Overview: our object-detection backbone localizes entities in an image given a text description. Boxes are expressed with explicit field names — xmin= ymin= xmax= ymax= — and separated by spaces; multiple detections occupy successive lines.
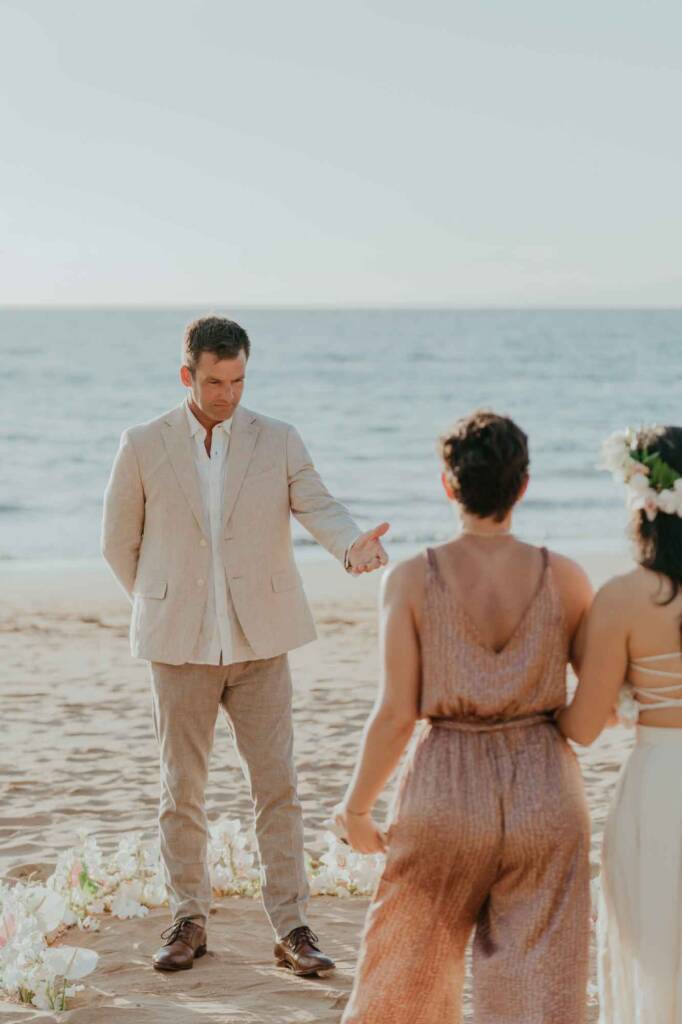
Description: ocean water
xmin=1 ymin=308 xmax=681 ymax=565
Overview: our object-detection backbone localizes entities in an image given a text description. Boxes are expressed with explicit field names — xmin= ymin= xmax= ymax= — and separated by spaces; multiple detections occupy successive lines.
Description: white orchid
xmin=1 ymin=816 xmax=392 ymax=1010
xmin=627 ymin=485 xmax=660 ymax=522
xmin=25 ymin=889 xmax=67 ymax=934
xmin=0 ymin=881 xmax=98 ymax=1010
xmin=110 ymin=881 xmax=148 ymax=919
xmin=599 ymin=429 xmax=640 ymax=479
xmin=41 ymin=946 xmax=98 ymax=980
xmin=657 ymin=488 xmax=679 ymax=515
xmin=628 ymin=472 xmax=650 ymax=496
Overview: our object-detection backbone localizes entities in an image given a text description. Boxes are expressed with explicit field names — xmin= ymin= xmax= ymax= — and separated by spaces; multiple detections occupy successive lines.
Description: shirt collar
xmin=185 ymin=400 xmax=233 ymax=437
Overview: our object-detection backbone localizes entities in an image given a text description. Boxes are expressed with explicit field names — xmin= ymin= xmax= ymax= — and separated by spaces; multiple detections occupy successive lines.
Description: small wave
xmin=523 ymin=497 xmax=616 ymax=511
xmin=293 ymin=529 xmax=451 ymax=548
xmin=0 ymin=503 xmax=28 ymax=514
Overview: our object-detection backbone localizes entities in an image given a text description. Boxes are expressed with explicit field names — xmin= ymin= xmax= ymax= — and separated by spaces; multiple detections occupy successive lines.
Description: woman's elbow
xmin=562 ymin=722 xmax=601 ymax=746
xmin=557 ymin=711 xmax=600 ymax=747
xmin=372 ymin=706 xmax=417 ymax=737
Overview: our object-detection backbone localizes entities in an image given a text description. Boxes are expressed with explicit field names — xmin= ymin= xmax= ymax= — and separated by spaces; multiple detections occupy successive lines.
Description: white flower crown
xmin=600 ymin=428 xmax=682 ymax=522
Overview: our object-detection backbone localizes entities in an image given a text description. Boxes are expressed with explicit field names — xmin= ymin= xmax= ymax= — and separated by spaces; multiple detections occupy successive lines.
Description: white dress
xmin=598 ymin=657 xmax=682 ymax=1023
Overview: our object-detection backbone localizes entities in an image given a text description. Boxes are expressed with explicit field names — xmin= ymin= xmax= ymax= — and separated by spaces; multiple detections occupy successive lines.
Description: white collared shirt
xmin=185 ymin=400 xmax=234 ymax=665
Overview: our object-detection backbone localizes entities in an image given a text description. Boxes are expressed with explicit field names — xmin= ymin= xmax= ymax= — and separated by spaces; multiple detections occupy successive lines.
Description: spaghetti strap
xmin=425 ymin=547 xmax=440 ymax=576
xmin=540 ymin=546 xmax=549 ymax=569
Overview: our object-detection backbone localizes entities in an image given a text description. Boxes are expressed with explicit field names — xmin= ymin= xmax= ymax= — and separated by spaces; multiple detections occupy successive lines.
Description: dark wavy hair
xmin=183 ymin=316 xmax=250 ymax=375
xmin=439 ymin=410 xmax=529 ymax=522
xmin=630 ymin=426 xmax=682 ymax=626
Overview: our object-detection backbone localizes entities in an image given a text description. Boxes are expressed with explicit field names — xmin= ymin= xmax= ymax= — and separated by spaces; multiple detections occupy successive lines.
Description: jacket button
xmin=199 ymin=539 xmax=207 ymax=547
xmin=196 ymin=578 xmax=204 ymax=586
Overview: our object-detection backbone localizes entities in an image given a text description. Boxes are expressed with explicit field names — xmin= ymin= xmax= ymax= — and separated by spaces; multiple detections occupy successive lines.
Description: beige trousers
xmin=150 ymin=655 xmax=309 ymax=939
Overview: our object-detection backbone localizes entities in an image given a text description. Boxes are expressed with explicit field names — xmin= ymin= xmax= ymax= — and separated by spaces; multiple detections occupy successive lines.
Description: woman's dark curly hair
xmin=631 ymin=426 xmax=682 ymax=619
xmin=439 ymin=410 xmax=529 ymax=522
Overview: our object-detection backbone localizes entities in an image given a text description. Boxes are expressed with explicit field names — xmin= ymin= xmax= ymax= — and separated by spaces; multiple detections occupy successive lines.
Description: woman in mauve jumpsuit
xmin=336 ymin=411 xmax=592 ymax=1024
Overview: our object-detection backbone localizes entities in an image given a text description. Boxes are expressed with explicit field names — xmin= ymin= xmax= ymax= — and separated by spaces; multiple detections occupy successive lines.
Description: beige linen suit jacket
xmin=101 ymin=402 xmax=361 ymax=665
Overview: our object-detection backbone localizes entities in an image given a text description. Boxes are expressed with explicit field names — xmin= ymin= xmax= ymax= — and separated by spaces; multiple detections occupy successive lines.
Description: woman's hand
xmin=333 ymin=803 xmax=386 ymax=854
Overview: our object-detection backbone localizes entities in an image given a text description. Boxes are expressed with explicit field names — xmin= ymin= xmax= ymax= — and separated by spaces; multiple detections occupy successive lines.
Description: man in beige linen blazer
xmin=102 ymin=315 xmax=388 ymax=977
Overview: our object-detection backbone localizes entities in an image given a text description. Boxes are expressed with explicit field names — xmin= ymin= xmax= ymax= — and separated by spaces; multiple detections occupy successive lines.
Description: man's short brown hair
xmin=183 ymin=316 xmax=250 ymax=375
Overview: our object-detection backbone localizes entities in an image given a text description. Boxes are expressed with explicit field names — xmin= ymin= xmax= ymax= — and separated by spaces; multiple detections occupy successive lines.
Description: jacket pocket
xmin=271 ymin=569 xmax=301 ymax=593
xmin=245 ymin=463 xmax=276 ymax=479
xmin=133 ymin=580 xmax=168 ymax=599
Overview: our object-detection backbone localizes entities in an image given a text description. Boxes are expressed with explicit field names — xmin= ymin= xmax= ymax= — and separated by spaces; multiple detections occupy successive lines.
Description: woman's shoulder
xmin=542 ymin=550 xmax=594 ymax=628
xmin=544 ymin=549 xmax=592 ymax=589
xmin=382 ymin=551 xmax=429 ymax=589
xmin=595 ymin=564 xmax=668 ymax=607
xmin=379 ymin=549 xmax=436 ymax=611
xmin=542 ymin=551 xmax=647 ymax=615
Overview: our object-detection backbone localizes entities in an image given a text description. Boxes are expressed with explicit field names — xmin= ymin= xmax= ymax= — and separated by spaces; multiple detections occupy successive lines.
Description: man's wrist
xmin=344 ymin=536 xmax=362 ymax=573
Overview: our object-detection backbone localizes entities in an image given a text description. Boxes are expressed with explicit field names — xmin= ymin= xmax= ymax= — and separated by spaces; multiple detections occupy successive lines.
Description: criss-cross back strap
xmin=634 ymin=652 xmax=682 ymax=663
xmin=633 ymin=683 xmax=682 ymax=696
xmin=631 ymin=659 xmax=682 ymax=680
xmin=630 ymin=687 xmax=682 ymax=711
xmin=631 ymin=652 xmax=682 ymax=679
xmin=630 ymin=648 xmax=682 ymax=709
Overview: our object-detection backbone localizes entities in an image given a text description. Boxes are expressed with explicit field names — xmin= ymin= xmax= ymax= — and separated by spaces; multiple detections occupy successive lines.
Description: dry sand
xmin=0 ymin=552 xmax=634 ymax=1023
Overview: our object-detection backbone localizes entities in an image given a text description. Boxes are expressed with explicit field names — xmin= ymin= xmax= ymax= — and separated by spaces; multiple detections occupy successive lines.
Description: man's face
xmin=180 ymin=350 xmax=247 ymax=422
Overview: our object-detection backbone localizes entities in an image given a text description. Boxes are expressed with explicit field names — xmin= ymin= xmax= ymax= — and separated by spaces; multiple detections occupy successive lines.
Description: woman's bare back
xmin=408 ymin=537 xmax=589 ymax=657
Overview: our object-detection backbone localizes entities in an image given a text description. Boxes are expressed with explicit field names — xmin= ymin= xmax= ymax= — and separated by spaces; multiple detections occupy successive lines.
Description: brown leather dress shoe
xmin=274 ymin=926 xmax=335 ymax=977
xmin=152 ymin=917 xmax=207 ymax=971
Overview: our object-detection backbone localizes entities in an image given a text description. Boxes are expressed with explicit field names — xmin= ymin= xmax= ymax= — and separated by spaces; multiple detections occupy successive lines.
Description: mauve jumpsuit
xmin=342 ymin=547 xmax=591 ymax=1024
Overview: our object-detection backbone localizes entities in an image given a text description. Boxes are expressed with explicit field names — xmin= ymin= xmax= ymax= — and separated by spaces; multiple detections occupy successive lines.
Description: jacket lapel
xmin=161 ymin=404 xmax=207 ymax=536
xmin=222 ymin=405 xmax=260 ymax=529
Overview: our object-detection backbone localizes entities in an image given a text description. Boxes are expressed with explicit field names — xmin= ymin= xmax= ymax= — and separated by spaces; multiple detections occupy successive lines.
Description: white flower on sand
xmin=207 ymin=818 xmax=262 ymax=897
xmin=41 ymin=946 xmax=98 ymax=980
xmin=210 ymin=818 xmax=243 ymax=843
xmin=311 ymin=833 xmax=384 ymax=896
xmin=1 ymin=816 xmax=389 ymax=1010
xmin=0 ymin=881 xmax=98 ymax=1012
xmin=24 ymin=889 xmax=67 ymax=934
xmin=110 ymin=881 xmax=148 ymax=919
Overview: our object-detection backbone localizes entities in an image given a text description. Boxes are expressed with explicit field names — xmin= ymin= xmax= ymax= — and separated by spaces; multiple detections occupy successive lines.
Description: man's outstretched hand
xmin=347 ymin=522 xmax=390 ymax=575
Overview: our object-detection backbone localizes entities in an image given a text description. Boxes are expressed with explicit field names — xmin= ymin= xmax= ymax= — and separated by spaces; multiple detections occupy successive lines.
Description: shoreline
xmin=0 ymin=546 xmax=633 ymax=612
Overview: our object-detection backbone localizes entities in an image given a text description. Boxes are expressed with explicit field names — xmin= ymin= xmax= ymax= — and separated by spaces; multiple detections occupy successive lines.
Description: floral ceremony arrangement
xmin=0 ymin=817 xmax=384 ymax=1012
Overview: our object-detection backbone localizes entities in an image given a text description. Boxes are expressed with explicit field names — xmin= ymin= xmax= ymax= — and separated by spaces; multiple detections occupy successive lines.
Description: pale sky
xmin=1 ymin=0 xmax=681 ymax=307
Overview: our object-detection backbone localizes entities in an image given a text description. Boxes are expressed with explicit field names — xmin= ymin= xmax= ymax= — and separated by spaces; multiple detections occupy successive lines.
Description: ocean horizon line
xmin=1 ymin=303 xmax=681 ymax=313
